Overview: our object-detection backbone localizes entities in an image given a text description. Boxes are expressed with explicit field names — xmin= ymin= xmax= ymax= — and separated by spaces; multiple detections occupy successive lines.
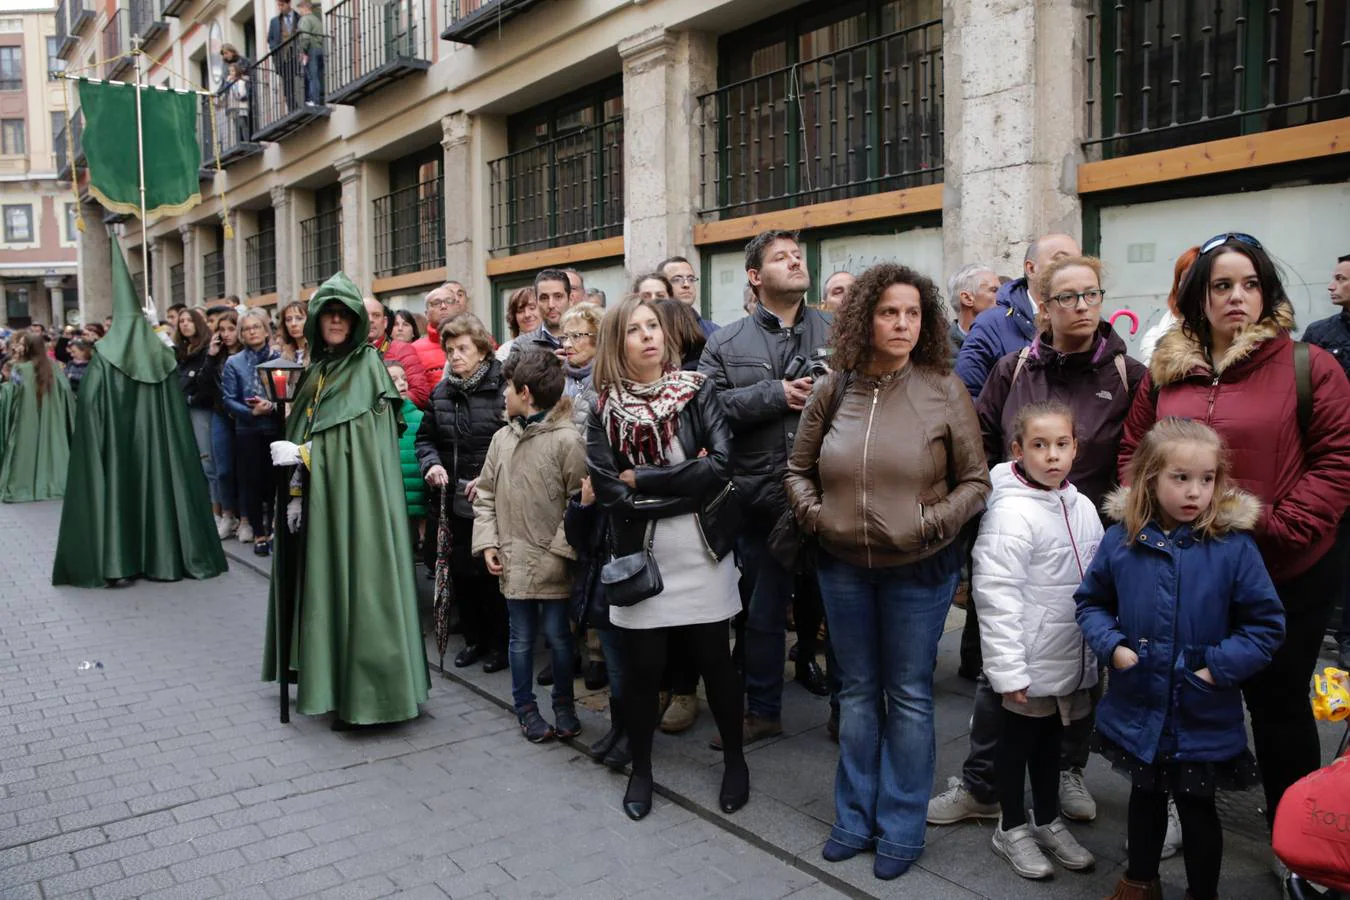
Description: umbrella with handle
xmin=432 ymin=488 xmax=455 ymax=672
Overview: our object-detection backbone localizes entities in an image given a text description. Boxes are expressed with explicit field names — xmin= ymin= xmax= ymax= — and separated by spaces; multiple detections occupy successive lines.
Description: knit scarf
xmin=443 ymin=359 xmax=490 ymax=394
xmin=601 ymin=368 xmax=704 ymax=466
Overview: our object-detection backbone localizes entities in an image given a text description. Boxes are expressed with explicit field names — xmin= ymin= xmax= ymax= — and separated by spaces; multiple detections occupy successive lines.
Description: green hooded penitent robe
xmin=0 ymin=362 xmax=74 ymax=502
xmin=263 ymin=272 xmax=430 ymax=725
xmin=51 ymin=243 xmax=226 ymax=586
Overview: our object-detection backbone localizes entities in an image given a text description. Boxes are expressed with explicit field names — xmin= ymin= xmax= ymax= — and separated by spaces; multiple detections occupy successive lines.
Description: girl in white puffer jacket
xmin=973 ymin=401 xmax=1104 ymax=882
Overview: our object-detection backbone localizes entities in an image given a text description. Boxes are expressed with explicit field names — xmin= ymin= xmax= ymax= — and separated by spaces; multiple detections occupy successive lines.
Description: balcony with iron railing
xmin=442 ymin=0 xmax=544 ymax=44
xmin=697 ymin=19 xmax=944 ymax=221
xmin=198 ymin=89 xmax=261 ymax=174
xmin=103 ymin=8 xmax=131 ymax=80
xmin=325 ymin=0 xmax=431 ymax=106
xmin=1084 ymin=1 xmax=1350 ymax=160
xmin=162 ymin=0 xmax=191 ymax=19
xmin=202 ymin=249 xmax=225 ymax=300
xmin=252 ymin=32 xmax=331 ymax=142
xmin=169 ymin=262 xmax=184 ymax=307
xmin=374 ymin=177 xmax=444 ymax=277
xmin=54 ymin=0 xmax=75 ymax=57
xmin=129 ymin=0 xmax=167 ymax=45
xmin=69 ymin=0 xmax=94 ymax=36
xmin=300 ymin=209 xmax=342 ymax=286
xmin=55 ymin=119 xmax=69 ymax=180
xmin=488 ymin=120 xmax=623 ymax=256
xmin=245 ymin=228 xmax=277 ymax=296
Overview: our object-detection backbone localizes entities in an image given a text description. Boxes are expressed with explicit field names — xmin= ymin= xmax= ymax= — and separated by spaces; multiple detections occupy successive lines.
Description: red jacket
xmin=411 ymin=333 xmax=446 ymax=382
xmin=1119 ymin=303 xmax=1350 ymax=582
xmin=371 ymin=336 xmax=430 ymax=409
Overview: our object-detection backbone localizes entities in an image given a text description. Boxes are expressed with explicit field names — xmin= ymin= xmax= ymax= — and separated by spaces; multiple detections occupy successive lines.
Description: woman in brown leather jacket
xmin=786 ymin=263 xmax=990 ymax=881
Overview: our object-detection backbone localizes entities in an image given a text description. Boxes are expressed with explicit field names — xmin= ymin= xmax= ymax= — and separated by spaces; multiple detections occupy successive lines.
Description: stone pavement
xmin=0 ymin=500 xmax=836 ymax=900
xmin=2 ymin=500 xmax=1339 ymax=899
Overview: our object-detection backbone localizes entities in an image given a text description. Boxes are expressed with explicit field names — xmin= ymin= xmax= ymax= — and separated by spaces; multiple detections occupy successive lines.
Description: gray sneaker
xmin=1058 ymin=768 xmax=1097 ymax=822
xmin=1123 ymin=797 xmax=1183 ymax=859
xmin=992 ymin=822 xmax=1054 ymax=880
xmin=1030 ymin=816 xmax=1095 ymax=871
xmin=927 ymin=776 xmax=1000 ymax=825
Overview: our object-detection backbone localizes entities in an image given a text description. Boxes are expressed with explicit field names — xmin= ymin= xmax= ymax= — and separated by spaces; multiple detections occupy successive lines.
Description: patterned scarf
xmin=601 ymin=368 xmax=705 ymax=466
xmin=443 ymin=358 xmax=490 ymax=394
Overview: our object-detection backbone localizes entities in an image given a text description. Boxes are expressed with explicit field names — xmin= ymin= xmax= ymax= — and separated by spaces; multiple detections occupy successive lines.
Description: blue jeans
xmin=304 ymin=49 xmax=324 ymax=104
xmin=596 ymin=627 xmax=624 ymax=703
xmin=189 ymin=407 xmax=217 ymax=504
xmin=817 ymin=551 xmax=957 ymax=862
xmin=506 ymin=600 xmax=575 ymax=715
xmin=738 ymin=532 xmax=795 ymax=721
xmin=210 ymin=411 xmax=236 ymax=512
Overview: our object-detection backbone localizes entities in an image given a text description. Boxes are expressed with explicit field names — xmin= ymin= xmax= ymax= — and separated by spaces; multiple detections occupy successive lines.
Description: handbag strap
xmin=606 ymin=517 xmax=656 ymax=559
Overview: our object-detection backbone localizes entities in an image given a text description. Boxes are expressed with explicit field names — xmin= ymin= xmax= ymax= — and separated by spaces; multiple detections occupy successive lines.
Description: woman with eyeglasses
xmin=559 ymin=302 xmax=602 ymax=428
xmin=1119 ymin=233 xmax=1350 ymax=842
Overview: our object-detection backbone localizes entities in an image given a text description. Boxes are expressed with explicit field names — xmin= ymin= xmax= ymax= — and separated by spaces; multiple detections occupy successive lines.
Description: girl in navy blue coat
xmin=1075 ymin=418 xmax=1284 ymax=900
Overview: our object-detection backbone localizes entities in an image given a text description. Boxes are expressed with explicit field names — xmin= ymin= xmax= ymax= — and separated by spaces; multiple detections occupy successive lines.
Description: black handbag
xmin=600 ymin=520 xmax=662 ymax=607
xmin=450 ymin=432 xmax=475 ymax=519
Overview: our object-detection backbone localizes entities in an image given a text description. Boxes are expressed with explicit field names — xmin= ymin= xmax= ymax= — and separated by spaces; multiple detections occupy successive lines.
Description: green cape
xmin=263 ymin=272 xmax=429 ymax=724
xmin=0 ymin=362 xmax=74 ymax=502
xmin=0 ymin=382 xmax=15 ymax=474
xmin=51 ymin=243 xmax=226 ymax=587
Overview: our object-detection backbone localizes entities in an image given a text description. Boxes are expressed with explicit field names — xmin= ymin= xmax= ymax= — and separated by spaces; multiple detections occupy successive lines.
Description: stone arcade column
xmin=44 ymin=277 xmax=65 ymax=328
xmin=221 ymin=209 xmax=244 ymax=300
xmin=77 ymin=202 xmax=113 ymax=324
xmin=271 ymin=186 xmax=297 ymax=305
xmin=179 ymin=223 xmax=200 ymax=307
xmin=441 ymin=112 xmax=473 ymax=290
xmin=149 ymin=237 xmax=169 ymax=317
xmin=335 ymin=154 xmax=369 ymax=292
xmin=941 ymin=0 xmax=1087 ymax=275
xmin=618 ymin=28 xmax=717 ymax=275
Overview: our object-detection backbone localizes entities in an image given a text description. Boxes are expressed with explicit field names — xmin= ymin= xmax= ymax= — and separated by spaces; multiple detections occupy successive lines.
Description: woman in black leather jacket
xmin=585 ymin=295 xmax=746 ymax=822
xmin=414 ymin=315 xmax=509 ymax=673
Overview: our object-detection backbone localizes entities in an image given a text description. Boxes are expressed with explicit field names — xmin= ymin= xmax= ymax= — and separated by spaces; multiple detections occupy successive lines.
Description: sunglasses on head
xmin=1199 ymin=232 xmax=1263 ymax=256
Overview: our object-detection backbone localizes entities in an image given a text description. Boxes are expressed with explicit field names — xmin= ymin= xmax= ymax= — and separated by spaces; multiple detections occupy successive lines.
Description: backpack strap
xmin=1293 ymin=340 xmax=1312 ymax=437
xmin=1009 ymin=345 xmax=1032 ymax=390
xmin=820 ymin=370 xmax=854 ymax=436
xmin=1113 ymin=354 xmax=1129 ymax=393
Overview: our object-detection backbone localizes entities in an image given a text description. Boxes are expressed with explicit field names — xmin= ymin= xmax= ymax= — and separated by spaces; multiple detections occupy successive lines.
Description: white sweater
xmin=972 ymin=462 xmax=1104 ymax=697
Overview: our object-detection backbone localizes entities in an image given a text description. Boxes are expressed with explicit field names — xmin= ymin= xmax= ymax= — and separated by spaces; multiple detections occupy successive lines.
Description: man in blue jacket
xmin=955 ymin=233 xmax=1079 ymax=397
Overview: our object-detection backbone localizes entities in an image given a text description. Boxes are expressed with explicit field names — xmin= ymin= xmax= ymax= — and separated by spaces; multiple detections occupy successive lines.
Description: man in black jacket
xmin=699 ymin=230 xmax=832 ymax=743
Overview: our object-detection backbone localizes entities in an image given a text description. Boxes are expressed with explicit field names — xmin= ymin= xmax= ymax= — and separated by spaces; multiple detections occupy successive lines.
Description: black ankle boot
xmin=589 ymin=708 xmax=622 ymax=760
xmin=719 ymin=756 xmax=750 ymax=813
xmin=602 ymin=733 xmax=631 ymax=770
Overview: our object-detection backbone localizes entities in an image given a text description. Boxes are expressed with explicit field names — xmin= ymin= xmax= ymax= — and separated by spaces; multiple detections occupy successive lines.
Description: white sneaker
xmin=1058 ymin=768 xmax=1097 ymax=822
xmin=1162 ymin=797 xmax=1182 ymax=859
xmin=927 ymin=776 xmax=1000 ymax=825
xmin=992 ymin=822 xmax=1054 ymax=880
xmin=217 ymin=515 xmax=238 ymax=540
xmin=1030 ymin=815 xmax=1095 ymax=870
xmin=237 ymin=522 xmax=254 ymax=543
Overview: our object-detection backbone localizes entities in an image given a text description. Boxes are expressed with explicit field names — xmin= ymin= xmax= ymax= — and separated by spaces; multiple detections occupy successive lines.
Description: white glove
xmin=270 ymin=440 xmax=301 ymax=467
xmin=286 ymin=497 xmax=303 ymax=533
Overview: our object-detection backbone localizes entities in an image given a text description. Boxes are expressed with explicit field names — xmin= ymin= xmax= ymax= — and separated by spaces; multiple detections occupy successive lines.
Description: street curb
xmin=218 ymin=541 xmax=879 ymax=899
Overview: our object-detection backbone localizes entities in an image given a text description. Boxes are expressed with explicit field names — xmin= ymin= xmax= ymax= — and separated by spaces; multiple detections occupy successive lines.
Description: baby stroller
xmin=1274 ymin=668 xmax=1350 ymax=900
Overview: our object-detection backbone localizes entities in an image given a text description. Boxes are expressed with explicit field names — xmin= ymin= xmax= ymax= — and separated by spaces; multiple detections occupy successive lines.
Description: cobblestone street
xmin=0 ymin=501 xmax=836 ymax=900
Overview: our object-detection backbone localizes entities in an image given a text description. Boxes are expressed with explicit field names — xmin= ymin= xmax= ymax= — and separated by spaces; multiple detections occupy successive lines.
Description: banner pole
xmin=132 ymin=36 xmax=153 ymax=320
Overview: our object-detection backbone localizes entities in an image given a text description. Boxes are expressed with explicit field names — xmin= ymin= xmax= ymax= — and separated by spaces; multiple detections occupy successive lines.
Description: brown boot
xmin=1105 ymin=876 xmax=1163 ymax=900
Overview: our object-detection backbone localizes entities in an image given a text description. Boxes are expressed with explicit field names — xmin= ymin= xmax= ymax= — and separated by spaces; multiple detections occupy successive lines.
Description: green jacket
xmin=299 ymin=11 xmax=322 ymax=52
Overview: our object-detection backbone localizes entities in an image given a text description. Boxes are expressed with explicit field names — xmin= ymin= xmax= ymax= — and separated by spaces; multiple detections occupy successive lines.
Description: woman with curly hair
xmin=785 ymin=262 xmax=990 ymax=880
xmin=495 ymin=287 xmax=541 ymax=361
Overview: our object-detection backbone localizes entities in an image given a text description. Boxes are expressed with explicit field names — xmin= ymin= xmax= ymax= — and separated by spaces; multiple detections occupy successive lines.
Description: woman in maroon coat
xmin=1119 ymin=233 xmax=1350 ymax=832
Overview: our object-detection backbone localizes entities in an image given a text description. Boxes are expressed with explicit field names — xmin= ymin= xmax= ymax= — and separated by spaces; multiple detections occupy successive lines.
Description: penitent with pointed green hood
xmin=263 ymin=271 xmax=429 ymax=726
xmin=52 ymin=242 xmax=226 ymax=587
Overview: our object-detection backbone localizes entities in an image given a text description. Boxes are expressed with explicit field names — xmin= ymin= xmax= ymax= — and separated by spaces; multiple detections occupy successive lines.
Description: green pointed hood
xmin=304 ymin=271 xmax=369 ymax=360
xmin=97 ymin=242 xmax=177 ymax=384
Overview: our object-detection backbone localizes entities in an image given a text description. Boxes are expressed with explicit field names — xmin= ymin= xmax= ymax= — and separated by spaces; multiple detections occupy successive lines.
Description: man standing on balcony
xmin=297 ymin=0 xmax=324 ymax=106
xmin=266 ymin=0 xmax=302 ymax=113
xmin=660 ymin=256 xmax=718 ymax=337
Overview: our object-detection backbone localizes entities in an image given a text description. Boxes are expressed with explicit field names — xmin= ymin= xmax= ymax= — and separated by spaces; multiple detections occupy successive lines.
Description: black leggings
xmin=793 ymin=567 xmax=826 ymax=663
xmin=621 ymin=621 xmax=743 ymax=778
xmin=234 ymin=430 xmax=275 ymax=539
xmin=996 ymin=707 xmax=1062 ymax=829
xmin=1127 ymin=787 xmax=1222 ymax=900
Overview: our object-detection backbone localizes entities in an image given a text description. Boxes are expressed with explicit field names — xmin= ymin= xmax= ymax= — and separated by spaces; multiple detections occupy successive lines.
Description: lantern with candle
xmin=256 ymin=357 xmax=305 ymax=405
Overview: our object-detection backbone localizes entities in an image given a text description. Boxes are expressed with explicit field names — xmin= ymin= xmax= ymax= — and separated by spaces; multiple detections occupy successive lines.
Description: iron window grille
xmin=488 ymin=119 xmax=623 ymax=255
xmin=245 ymin=228 xmax=278 ymax=295
xmin=300 ymin=209 xmax=342 ymax=287
xmin=202 ymin=249 xmax=226 ymax=299
xmin=373 ymin=176 xmax=444 ymax=277
xmin=326 ymin=0 xmax=431 ymax=104
xmin=103 ymin=8 xmax=130 ymax=80
xmin=0 ymin=48 xmax=21 ymax=91
xmin=1084 ymin=1 xmax=1350 ymax=160
xmin=170 ymin=262 xmax=184 ymax=306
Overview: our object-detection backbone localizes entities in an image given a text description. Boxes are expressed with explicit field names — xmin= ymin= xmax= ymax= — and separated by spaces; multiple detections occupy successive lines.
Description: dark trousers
xmin=234 ymin=429 xmax=275 ymax=538
xmin=996 ymin=707 xmax=1062 ymax=829
xmin=304 ymin=49 xmax=324 ymax=104
xmin=1243 ymin=544 xmax=1340 ymax=827
xmin=456 ymin=572 xmax=507 ymax=656
xmin=1334 ymin=517 xmax=1350 ymax=641
xmin=621 ymin=621 xmax=744 ymax=781
xmin=1127 ymin=787 xmax=1222 ymax=899
xmin=794 ymin=566 xmax=826 ymax=663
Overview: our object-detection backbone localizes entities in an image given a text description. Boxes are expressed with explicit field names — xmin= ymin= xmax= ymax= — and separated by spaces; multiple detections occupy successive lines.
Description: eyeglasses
xmin=426 ymin=299 xmax=450 ymax=309
xmin=669 ymin=275 xmax=699 ymax=286
xmin=1199 ymin=232 xmax=1263 ymax=255
xmin=1049 ymin=288 xmax=1107 ymax=308
xmin=562 ymin=331 xmax=595 ymax=343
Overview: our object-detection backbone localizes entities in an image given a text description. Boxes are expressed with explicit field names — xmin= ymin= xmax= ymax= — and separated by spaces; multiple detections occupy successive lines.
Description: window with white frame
xmin=3 ymin=204 xmax=33 ymax=242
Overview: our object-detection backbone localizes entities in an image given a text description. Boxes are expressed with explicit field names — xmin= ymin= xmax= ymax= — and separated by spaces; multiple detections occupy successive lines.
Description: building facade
xmin=56 ymin=0 xmax=1350 ymax=349
xmin=0 ymin=0 xmax=76 ymax=329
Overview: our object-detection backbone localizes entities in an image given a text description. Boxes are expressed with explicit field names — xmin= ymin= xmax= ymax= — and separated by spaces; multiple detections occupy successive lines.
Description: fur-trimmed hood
xmin=1102 ymin=484 xmax=1262 ymax=535
xmin=1147 ymin=301 xmax=1297 ymax=388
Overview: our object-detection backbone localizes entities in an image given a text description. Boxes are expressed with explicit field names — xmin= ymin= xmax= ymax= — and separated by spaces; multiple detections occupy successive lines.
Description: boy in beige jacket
xmin=472 ymin=349 xmax=588 ymax=742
